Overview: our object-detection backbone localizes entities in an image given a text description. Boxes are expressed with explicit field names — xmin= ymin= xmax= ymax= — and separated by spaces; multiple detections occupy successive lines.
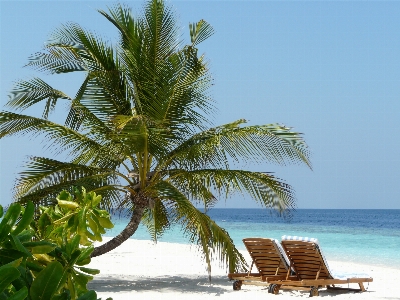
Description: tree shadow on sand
xmin=88 ymin=275 xmax=235 ymax=295
xmin=89 ymin=275 xmax=376 ymax=298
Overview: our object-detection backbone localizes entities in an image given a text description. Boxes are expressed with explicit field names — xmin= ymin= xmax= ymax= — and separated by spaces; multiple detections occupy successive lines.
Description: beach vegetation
xmin=0 ymin=188 xmax=113 ymax=299
xmin=0 ymin=0 xmax=311 ymax=275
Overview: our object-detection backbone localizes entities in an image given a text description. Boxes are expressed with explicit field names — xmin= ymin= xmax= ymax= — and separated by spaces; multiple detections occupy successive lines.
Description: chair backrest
xmin=243 ymin=238 xmax=290 ymax=276
xmin=281 ymin=235 xmax=334 ymax=280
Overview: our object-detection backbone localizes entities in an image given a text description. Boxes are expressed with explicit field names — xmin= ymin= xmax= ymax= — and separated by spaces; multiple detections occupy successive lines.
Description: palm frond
xmin=115 ymin=0 xmax=215 ymax=135
xmin=162 ymin=120 xmax=311 ymax=170
xmin=0 ymin=111 xmax=123 ymax=167
xmin=65 ymin=75 xmax=92 ymax=130
xmin=98 ymin=4 xmax=139 ymax=50
xmin=77 ymin=76 xmax=129 ymax=121
xmin=153 ymin=180 xmax=247 ymax=274
xmin=141 ymin=0 xmax=180 ymax=61
xmin=29 ymin=22 xmax=132 ymax=120
xmin=15 ymin=157 xmax=121 ymax=207
xmin=141 ymin=200 xmax=170 ymax=242
xmin=168 ymin=169 xmax=295 ymax=217
xmin=189 ymin=19 xmax=214 ymax=47
xmin=7 ymin=78 xmax=71 ymax=119
xmin=156 ymin=47 xmax=214 ymax=131
xmin=29 ymin=22 xmax=116 ymax=74
xmin=26 ymin=44 xmax=86 ymax=74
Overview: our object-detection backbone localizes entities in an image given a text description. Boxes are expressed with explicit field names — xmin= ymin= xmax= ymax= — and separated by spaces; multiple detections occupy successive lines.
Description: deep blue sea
xmin=106 ymin=209 xmax=400 ymax=269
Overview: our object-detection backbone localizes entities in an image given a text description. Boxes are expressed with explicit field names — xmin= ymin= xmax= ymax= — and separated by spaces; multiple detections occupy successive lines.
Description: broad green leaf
xmin=79 ymin=233 xmax=90 ymax=246
xmin=12 ymin=201 xmax=34 ymax=235
xmin=91 ymin=194 xmax=102 ymax=208
xmin=77 ymin=208 xmax=87 ymax=235
xmin=70 ymin=249 xmax=82 ymax=265
xmin=57 ymin=200 xmax=79 ymax=210
xmin=1 ymin=258 xmax=23 ymax=269
xmin=32 ymin=253 xmax=53 ymax=265
xmin=83 ymin=229 xmax=95 ymax=242
xmin=0 ymin=203 xmax=21 ymax=243
xmin=66 ymin=235 xmax=81 ymax=256
xmin=30 ymin=261 xmax=65 ymax=300
xmin=75 ymin=257 xmax=91 ymax=266
xmin=10 ymin=234 xmax=31 ymax=257
xmin=76 ymin=246 xmax=93 ymax=266
xmin=0 ymin=224 xmax=12 ymax=244
xmin=15 ymin=229 xmax=33 ymax=243
xmin=86 ymin=216 xmax=98 ymax=236
xmin=23 ymin=241 xmax=57 ymax=254
xmin=52 ymin=212 xmax=76 ymax=225
xmin=66 ymin=277 xmax=76 ymax=300
xmin=57 ymin=190 xmax=72 ymax=201
xmin=97 ymin=217 xmax=113 ymax=229
xmin=8 ymin=286 xmax=28 ymax=300
xmin=67 ymin=214 xmax=77 ymax=231
xmin=77 ymin=290 xmax=97 ymax=300
xmin=26 ymin=261 xmax=44 ymax=273
xmin=37 ymin=213 xmax=52 ymax=238
xmin=51 ymin=292 xmax=69 ymax=300
xmin=0 ymin=206 xmax=3 ymax=218
xmin=72 ymin=272 xmax=92 ymax=290
xmin=0 ymin=266 xmax=20 ymax=293
xmin=77 ymin=267 xmax=100 ymax=275
xmin=89 ymin=213 xmax=105 ymax=234
xmin=0 ymin=250 xmax=26 ymax=264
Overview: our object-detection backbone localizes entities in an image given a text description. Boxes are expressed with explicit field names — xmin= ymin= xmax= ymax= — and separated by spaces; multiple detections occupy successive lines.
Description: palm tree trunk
xmin=91 ymin=204 xmax=146 ymax=257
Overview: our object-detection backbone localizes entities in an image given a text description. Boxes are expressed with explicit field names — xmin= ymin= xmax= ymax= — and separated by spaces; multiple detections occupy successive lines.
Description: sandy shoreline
xmin=88 ymin=237 xmax=400 ymax=299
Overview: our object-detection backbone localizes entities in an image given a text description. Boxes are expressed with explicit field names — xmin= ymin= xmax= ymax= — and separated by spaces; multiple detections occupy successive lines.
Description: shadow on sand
xmin=89 ymin=275 xmax=376 ymax=297
xmin=88 ymin=275 xmax=236 ymax=295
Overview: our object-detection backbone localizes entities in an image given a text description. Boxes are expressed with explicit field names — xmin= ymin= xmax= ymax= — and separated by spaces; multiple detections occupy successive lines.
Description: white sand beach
xmin=88 ymin=237 xmax=400 ymax=299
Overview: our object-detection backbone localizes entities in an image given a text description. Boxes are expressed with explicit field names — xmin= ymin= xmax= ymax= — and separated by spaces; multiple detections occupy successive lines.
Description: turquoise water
xmin=105 ymin=209 xmax=400 ymax=269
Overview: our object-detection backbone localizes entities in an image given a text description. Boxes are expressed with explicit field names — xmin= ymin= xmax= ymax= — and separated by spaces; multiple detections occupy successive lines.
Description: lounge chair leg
xmin=268 ymin=284 xmax=281 ymax=295
xmin=309 ymin=286 xmax=319 ymax=297
xmin=359 ymin=282 xmax=365 ymax=292
xmin=233 ymin=280 xmax=243 ymax=291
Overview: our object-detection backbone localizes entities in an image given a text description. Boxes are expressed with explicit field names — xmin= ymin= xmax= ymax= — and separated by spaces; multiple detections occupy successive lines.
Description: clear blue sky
xmin=1 ymin=0 xmax=400 ymax=209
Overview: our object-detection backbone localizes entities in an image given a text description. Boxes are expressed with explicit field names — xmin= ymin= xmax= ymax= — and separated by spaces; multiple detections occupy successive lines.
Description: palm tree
xmin=0 ymin=0 xmax=311 ymax=274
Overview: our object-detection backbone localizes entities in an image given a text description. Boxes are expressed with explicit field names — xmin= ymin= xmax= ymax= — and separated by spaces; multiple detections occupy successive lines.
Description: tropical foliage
xmin=0 ymin=0 xmax=311 ymax=275
xmin=0 ymin=188 xmax=113 ymax=299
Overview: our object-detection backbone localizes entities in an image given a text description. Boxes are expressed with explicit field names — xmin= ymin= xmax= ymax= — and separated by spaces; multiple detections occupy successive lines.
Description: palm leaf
xmin=141 ymin=200 xmax=170 ymax=242
xmin=0 ymin=111 xmax=127 ymax=168
xmin=156 ymin=47 xmax=214 ymax=130
xmin=189 ymin=19 xmax=214 ymax=47
xmin=153 ymin=180 xmax=247 ymax=275
xmin=7 ymin=78 xmax=71 ymax=119
xmin=26 ymin=44 xmax=86 ymax=74
xmin=167 ymin=169 xmax=295 ymax=216
xmin=162 ymin=120 xmax=311 ymax=170
xmin=141 ymin=0 xmax=180 ymax=61
xmin=29 ymin=22 xmax=131 ymax=120
xmin=98 ymin=4 xmax=139 ymax=50
xmin=15 ymin=157 xmax=122 ymax=207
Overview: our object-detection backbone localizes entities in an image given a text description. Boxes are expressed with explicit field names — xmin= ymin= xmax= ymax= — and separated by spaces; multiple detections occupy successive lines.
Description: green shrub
xmin=0 ymin=188 xmax=113 ymax=300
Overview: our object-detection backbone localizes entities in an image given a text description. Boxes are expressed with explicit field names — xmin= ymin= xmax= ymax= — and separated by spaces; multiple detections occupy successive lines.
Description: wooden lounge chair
xmin=228 ymin=238 xmax=296 ymax=290
xmin=267 ymin=236 xmax=373 ymax=297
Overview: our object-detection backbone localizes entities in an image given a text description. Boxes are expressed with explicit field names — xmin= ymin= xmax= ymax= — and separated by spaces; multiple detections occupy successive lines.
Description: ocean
xmin=106 ymin=209 xmax=400 ymax=269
